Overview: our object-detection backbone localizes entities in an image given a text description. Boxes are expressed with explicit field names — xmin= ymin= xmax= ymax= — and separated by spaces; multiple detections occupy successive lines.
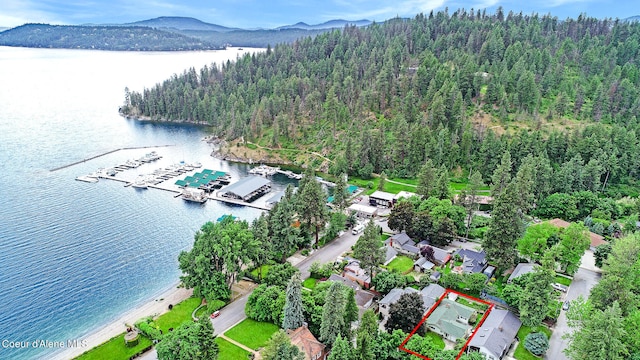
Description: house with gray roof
xmin=454 ymin=249 xmax=488 ymax=274
xmin=507 ymin=263 xmax=539 ymax=283
xmin=414 ymin=257 xmax=435 ymax=272
xmin=328 ymin=274 xmax=360 ymax=291
xmin=414 ymin=245 xmax=452 ymax=268
xmin=421 ymin=283 xmax=446 ymax=310
xmin=467 ymin=308 xmax=522 ymax=360
xmin=426 ymin=299 xmax=476 ymax=342
xmin=385 ymin=232 xmax=420 ymax=257
xmin=384 ymin=245 xmax=398 ymax=265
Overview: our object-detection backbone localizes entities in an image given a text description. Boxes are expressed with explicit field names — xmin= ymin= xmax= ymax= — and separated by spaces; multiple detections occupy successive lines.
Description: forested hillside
xmin=0 ymin=24 xmax=220 ymax=50
xmin=122 ymin=9 xmax=640 ymax=197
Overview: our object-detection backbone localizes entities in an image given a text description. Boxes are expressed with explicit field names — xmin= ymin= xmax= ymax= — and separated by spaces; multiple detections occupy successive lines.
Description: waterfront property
xmin=174 ymin=169 xmax=230 ymax=192
xmin=219 ymin=176 xmax=271 ymax=202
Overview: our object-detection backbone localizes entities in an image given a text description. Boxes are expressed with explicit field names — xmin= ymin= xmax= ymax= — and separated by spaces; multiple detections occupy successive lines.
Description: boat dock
xmin=50 ymin=145 xmax=173 ymax=172
xmin=211 ymin=193 xmax=270 ymax=211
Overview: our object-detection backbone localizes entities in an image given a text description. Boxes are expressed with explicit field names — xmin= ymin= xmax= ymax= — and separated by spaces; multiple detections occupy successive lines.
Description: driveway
xmin=545 ymin=267 xmax=601 ymax=360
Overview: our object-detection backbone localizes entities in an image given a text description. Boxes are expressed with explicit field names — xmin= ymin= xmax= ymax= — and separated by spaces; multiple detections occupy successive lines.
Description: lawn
xmin=250 ymin=264 xmax=271 ymax=280
xmin=386 ymin=256 xmax=415 ymax=273
xmin=555 ymin=275 xmax=572 ymax=286
xmin=302 ymin=277 xmax=318 ymax=289
xmin=216 ymin=337 xmax=251 ymax=360
xmin=514 ymin=325 xmax=552 ymax=360
xmin=423 ymin=331 xmax=445 ymax=349
xmin=224 ymin=318 xmax=279 ymax=350
xmin=74 ymin=332 xmax=152 ymax=360
xmin=155 ymin=297 xmax=202 ymax=334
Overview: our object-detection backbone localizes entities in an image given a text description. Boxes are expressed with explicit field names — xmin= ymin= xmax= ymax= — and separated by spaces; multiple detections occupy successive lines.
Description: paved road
xmin=545 ymin=267 xmax=601 ymax=360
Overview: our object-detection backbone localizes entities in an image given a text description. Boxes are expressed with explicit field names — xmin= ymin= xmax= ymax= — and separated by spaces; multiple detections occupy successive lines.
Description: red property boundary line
xmin=398 ymin=289 xmax=495 ymax=360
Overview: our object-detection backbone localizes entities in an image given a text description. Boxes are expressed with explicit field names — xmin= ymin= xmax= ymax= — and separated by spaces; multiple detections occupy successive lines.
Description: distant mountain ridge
xmin=0 ymin=16 xmax=373 ymax=51
xmin=276 ymin=19 xmax=372 ymax=30
xmin=624 ymin=15 xmax=640 ymax=22
xmin=123 ymin=16 xmax=238 ymax=32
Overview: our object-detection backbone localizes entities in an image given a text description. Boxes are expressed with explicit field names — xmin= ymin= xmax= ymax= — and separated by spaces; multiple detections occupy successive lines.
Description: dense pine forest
xmin=122 ymin=9 xmax=640 ymax=198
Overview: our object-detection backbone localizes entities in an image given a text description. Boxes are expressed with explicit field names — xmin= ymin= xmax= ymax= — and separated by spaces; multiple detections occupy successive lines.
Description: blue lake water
xmin=0 ymin=46 xmax=287 ymax=359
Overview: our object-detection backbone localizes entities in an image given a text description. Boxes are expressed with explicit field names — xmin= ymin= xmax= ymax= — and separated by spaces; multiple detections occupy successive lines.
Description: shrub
xmin=134 ymin=318 xmax=162 ymax=341
xmin=207 ymin=299 xmax=226 ymax=313
xmin=524 ymin=332 xmax=549 ymax=356
xmin=309 ymin=261 xmax=333 ymax=279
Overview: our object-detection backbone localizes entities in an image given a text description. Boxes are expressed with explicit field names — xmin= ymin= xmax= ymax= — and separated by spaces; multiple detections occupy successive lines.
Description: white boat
xmin=248 ymin=164 xmax=279 ymax=176
xmin=191 ymin=162 xmax=202 ymax=168
xmin=131 ymin=176 xmax=148 ymax=189
xmin=75 ymin=175 xmax=99 ymax=183
xmin=181 ymin=188 xmax=208 ymax=203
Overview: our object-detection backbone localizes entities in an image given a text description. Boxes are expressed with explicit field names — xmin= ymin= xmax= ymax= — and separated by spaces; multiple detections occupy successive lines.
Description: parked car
xmin=210 ymin=310 xmax=221 ymax=319
xmin=552 ymin=283 xmax=568 ymax=292
xmin=562 ymin=301 xmax=570 ymax=311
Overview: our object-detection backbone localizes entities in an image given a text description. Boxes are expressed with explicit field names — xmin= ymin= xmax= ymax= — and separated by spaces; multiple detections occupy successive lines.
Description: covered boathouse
xmin=219 ymin=176 xmax=271 ymax=202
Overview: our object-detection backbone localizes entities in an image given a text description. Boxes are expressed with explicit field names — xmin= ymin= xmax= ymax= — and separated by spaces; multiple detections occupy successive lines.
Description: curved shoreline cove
xmin=0 ymin=46 xmax=270 ymax=360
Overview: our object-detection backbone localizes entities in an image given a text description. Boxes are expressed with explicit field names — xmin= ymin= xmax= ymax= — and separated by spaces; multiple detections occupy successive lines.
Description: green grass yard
xmin=423 ymin=331 xmax=445 ymax=349
xmin=250 ymin=264 xmax=271 ymax=280
xmin=386 ymin=256 xmax=415 ymax=273
xmin=224 ymin=319 xmax=279 ymax=350
xmin=216 ymin=337 xmax=250 ymax=360
xmin=302 ymin=277 xmax=318 ymax=289
xmin=154 ymin=297 xmax=202 ymax=334
xmin=555 ymin=275 xmax=572 ymax=286
xmin=74 ymin=333 xmax=152 ymax=360
xmin=514 ymin=325 xmax=552 ymax=360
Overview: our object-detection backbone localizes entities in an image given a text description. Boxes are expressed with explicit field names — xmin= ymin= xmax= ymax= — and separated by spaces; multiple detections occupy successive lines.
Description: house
xmin=355 ymin=289 xmax=376 ymax=314
xmin=421 ymin=283 xmax=446 ymax=310
xmin=426 ymin=299 xmax=476 ymax=342
xmin=414 ymin=257 xmax=435 ymax=272
xmin=378 ymin=284 xmax=445 ymax=322
xmin=467 ymin=308 xmax=522 ymax=360
xmin=347 ymin=203 xmax=378 ymax=218
xmin=343 ymin=260 xmax=371 ymax=288
xmin=287 ymin=325 xmax=328 ymax=360
xmin=547 ymin=218 xmax=607 ymax=249
xmin=378 ymin=287 xmax=419 ymax=321
xmin=386 ymin=232 xmax=420 ymax=257
xmin=453 ymin=249 xmax=488 ymax=274
xmin=369 ymin=190 xmax=395 ymax=207
xmin=430 ymin=271 xmax=442 ymax=282
xmin=507 ymin=263 xmax=539 ymax=284
xmin=328 ymin=274 xmax=360 ymax=291
xmin=414 ymin=245 xmax=452 ymax=267
xmin=384 ymin=245 xmax=399 ymax=266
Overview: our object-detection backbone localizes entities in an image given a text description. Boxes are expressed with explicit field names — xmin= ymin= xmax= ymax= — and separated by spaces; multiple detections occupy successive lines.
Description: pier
xmin=50 ymin=145 xmax=174 ymax=172
xmin=211 ymin=193 xmax=270 ymax=211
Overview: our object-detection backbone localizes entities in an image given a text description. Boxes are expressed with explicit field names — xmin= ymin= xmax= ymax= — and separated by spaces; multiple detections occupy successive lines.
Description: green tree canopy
xmin=156 ymin=318 xmax=218 ymax=360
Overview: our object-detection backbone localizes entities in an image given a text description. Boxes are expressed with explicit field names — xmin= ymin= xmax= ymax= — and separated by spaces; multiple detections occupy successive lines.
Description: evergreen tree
xmin=524 ymin=332 xmax=550 ymax=356
xmin=328 ymin=334 xmax=353 ymax=360
xmin=268 ymin=185 xmax=302 ymax=261
xmin=483 ymin=181 xmax=522 ymax=271
xmin=344 ymin=287 xmax=359 ymax=325
xmin=463 ymin=170 xmax=484 ymax=238
xmin=491 ymin=151 xmax=512 ymax=199
xmin=332 ymin=173 xmax=349 ymax=210
xmin=519 ymin=265 xmax=554 ymax=327
xmin=355 ymin=310 xmax=377 ymax=360
xmin=320 ymin=282 xmax=347 ymax=346
xmin=297 ymin=169 xmax=329 ymax=248
xmin=416 ymin=159 xmax=436 ymax=198
xmin=352 ymin=220 xmax=384 ymax=281
xmin=378 ymin=171 xmax=387 ymax=191
xmin=433 ymin=165 xmax=451 ymax=200
xmin=283 ymin=273 xmax=305 ymax=330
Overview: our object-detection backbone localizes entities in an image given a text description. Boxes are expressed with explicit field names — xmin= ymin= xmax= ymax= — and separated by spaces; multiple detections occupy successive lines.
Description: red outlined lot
xmin=398 ymin=289 xmax=494 ymax=360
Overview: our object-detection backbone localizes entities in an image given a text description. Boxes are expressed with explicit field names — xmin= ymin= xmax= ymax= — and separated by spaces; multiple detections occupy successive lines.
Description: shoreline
xmin=50 ymin=282 xmax=193 ymax=360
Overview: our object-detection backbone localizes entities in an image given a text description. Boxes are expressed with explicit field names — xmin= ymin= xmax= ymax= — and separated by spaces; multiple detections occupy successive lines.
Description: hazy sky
xmin=1 ymin=0 xmax=637 ymax=28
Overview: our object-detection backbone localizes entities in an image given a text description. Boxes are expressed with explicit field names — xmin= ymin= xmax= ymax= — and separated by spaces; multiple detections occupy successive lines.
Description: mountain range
xmin=0 ymin=16 xmax=372 ymax=51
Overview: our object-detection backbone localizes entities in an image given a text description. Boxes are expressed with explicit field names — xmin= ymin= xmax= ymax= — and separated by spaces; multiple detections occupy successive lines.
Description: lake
xmin=0 ymin=46 xmax=293 ymax=360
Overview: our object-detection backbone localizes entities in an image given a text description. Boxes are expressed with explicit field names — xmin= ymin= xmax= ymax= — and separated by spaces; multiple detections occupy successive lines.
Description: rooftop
xmin=547 ymin=218 xmax=607 ymax=247
xmin=369 ymin=190 xmax=395 ymax=201
xmin=508 ymin=263 xmax=538 ymax=283
xmin=468 ymin=308 xmax=522 ymax=359
xmin=220 ymin=176 xmax=270 ymax=199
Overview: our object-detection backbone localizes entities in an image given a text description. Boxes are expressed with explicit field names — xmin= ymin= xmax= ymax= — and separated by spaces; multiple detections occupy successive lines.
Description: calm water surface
xmin=0 ymin=46 xmax=287 ymax=359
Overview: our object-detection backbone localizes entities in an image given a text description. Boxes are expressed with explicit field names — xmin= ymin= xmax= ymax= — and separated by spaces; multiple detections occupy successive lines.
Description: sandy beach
xmin=50 ymin=284 xmax=193 ymax=360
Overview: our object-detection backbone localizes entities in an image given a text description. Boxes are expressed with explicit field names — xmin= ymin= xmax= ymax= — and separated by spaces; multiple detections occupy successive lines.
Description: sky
xmin=1 ymin=0 xmax=638 ymax=29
